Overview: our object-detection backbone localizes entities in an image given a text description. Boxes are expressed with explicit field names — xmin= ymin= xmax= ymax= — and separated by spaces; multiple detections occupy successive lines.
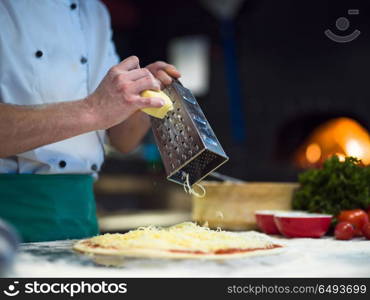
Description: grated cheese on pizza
xmin=82 ymin=222 xmax=279 ymax=253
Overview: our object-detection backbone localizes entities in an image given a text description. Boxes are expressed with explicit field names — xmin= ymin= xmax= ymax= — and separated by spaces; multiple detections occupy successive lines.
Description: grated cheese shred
xmin=182 ymin=173 xmax=206 ymax=198
xmin=88 ymin=222 xmax=275 ymax=252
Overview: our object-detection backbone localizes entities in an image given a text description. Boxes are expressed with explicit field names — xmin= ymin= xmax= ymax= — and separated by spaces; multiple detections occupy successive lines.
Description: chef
xmin=0 ymin=0 xmax=180 ymax=242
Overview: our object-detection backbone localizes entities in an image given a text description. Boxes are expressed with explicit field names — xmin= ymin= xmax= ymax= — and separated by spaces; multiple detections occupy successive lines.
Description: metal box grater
xmin=150 ymin=80 xmax=229 ymax=186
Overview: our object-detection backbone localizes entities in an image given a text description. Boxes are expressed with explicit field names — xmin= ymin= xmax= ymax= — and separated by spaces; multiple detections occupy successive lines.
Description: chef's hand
xmin=87 ymin=56 xmax=163 ymax=129
xmin=145 ymin=61 xmax=181 ymax=88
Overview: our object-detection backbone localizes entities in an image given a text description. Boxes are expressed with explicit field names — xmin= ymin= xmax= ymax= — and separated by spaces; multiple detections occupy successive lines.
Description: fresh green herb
xmin=292 ymin=156 xmax=370 ymax=218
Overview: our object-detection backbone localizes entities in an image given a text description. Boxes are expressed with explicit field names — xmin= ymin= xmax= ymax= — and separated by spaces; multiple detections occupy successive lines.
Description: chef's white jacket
xmin=0 ymin=0 xmax=120 ymax=174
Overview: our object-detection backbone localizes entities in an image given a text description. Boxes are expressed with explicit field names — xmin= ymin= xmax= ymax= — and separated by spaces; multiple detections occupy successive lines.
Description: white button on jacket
xmin=0 ymin=0 xmax=120 ymax=174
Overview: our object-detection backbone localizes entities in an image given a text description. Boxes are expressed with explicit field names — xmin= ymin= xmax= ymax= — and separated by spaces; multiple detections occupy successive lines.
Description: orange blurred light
xmin=345 ymin=139 xmax=364 ymax=159
xmin=306 ymin=143 xmax=321 ymax=164
xmin=295 ymin=117 xmax=370 ymax=168
xmin=334 ymin=153 xmax=346 ymax=162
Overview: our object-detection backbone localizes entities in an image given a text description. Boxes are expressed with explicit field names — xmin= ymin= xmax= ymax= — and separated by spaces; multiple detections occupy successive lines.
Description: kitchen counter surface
xmin=7 ymin=235 xmax=370 ymax=278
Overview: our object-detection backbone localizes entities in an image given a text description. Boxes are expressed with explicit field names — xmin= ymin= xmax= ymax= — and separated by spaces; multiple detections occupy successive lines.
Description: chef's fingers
xmin=156 ymin=69 xmax=173 ymax=86
xmin=126 ymin=68 xmax=152 ymax=81
xmin=146 ymin=61 xmax=167 ymax=71
xmin=136 ymin=97 xmax=164 ymax=108
xmin=132 ymin=76 xmax=160 ymax=94
xmin=164 ymin=65 xmax=181 ymax=78
xmin=115 ymin=56 xmax=140 ymax=72
xmin=147 ymin=61 xmax=181 ymax=78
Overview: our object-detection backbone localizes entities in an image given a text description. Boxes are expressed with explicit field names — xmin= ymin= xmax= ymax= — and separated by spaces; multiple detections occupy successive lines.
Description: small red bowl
xmin=274 ymin=212 xmax=332 ymax=238
xmin=255 ymin=210 xmax=285 ymax=234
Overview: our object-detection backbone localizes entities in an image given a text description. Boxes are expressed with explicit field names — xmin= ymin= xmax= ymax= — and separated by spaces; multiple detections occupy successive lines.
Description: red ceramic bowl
xmin=255 ymin=210 xmax=286 ymax=234
xmin=274 ymin=212 xmax=332 ymax=238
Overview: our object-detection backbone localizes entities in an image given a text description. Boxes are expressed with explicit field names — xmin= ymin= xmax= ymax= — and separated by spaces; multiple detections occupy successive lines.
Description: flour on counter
xmin=7 ymin=237 xmax=370 ymax=277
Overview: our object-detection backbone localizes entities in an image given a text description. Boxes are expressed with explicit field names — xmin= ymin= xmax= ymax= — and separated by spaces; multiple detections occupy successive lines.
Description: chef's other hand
xmin=145 ymin=61 xmax=181 ymax=87
xmin=88 ymin=56 xmax=163 ymax=129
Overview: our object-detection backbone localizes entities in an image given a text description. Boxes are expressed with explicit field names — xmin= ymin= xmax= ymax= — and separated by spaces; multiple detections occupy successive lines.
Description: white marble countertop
xmin=7 ymin=236 xmax=370 ymax=278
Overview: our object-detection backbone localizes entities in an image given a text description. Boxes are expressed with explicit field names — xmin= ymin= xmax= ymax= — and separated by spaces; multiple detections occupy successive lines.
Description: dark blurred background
xmin=95 ymin=0 xmax=370 ymax=227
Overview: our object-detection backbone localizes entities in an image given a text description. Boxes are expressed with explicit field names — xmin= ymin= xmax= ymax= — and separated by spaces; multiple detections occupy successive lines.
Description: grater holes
xmin=175 ymin=123 xmax=184 ymax=131
xmin=169 ymin=150 xmax=224 ymax=185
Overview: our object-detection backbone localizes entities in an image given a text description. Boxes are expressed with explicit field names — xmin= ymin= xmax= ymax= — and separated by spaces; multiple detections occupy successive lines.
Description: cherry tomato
xmin=335 ymin=222 xmax=355 ymax=240
xmin=362 ymin=223 xmax=370 ymax=240
xmin=337 ymin=209 xmax=369 ymax=236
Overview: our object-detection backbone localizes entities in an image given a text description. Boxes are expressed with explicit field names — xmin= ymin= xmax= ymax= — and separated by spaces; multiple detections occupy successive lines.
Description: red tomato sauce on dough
xmin=170 ymin=244 xmax=281 ymax=255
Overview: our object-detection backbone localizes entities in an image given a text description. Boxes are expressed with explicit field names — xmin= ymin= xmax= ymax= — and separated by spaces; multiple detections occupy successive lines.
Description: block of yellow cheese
xmin=140 ymin=90 xmax=173 ymax=119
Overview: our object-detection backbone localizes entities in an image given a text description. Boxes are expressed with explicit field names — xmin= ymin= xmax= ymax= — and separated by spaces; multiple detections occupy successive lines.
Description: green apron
xmin=0 ymin=174 xmax=99 ymax=242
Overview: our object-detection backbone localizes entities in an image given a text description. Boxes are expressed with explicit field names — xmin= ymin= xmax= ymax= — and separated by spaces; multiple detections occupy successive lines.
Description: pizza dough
xmin=73 ymin=222 xmax=283 ymax=264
